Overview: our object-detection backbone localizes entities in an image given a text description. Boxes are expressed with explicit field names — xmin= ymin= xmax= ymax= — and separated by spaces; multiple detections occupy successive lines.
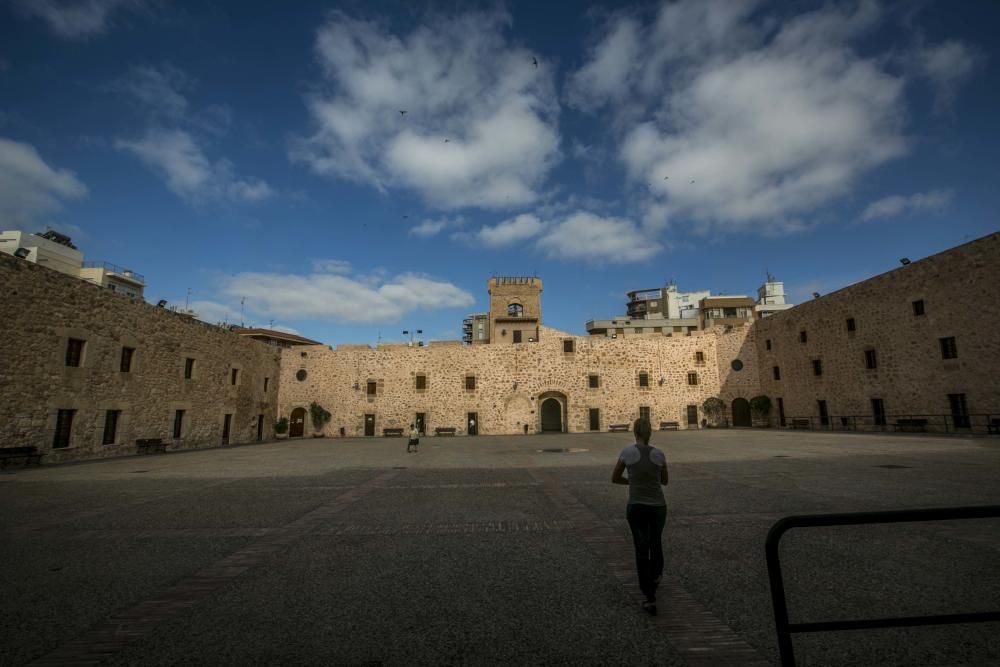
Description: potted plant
xmin=750 ymin=395 xmax=773 ymax=427
xmin=274 ymin=417 xmax=289 ymax=440
xmin=309 ymin=402 xmax=331 ymax=437
xmin=702 ymin=397 xmax=726 ymax=428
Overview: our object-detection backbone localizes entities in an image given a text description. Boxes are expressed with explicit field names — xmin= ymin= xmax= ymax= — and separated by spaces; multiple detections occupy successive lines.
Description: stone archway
xmin=289 ymin=407 xmax=306 ymax=437
xmin=731 ymin=398 xmax=751 ymax=427
xmin=537 ymin=391 xmax=567 ymax=432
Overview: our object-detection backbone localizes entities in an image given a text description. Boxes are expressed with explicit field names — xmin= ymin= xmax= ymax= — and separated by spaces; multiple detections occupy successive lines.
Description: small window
xmin=513 ymin=330 xmax=522 ymax=343
xmin=940 ymin=337 xmax=957 ymax=359
xmin=799 ymin=331 xmax=808 ymax=343
xmin=639 ymin=372 xmax=649 ymax=387
xmin=102 ymin=410 xmax=120 ymax=445
xmin=66 ymin=338 xmax=85 ymax=367
xmin=912 ymin=299 xmax=925 ymax=316
xmin=231 ymin=368 xmax=239 ymax=385
xmin=264 ymin=377 xmax=269 ymax=392
xmin=367 ymin=381 xmax=377 ymax=396
xmin=184 ymin=357 xmax=195 ymax=379
xmin=773 ymin=366 xmax=781 ymax=380
xmin=687 ymin=372 xmax=699 ymax=386
xmin=864 ymin=349 xmax=877 ymax=369
xmin=173 ymin=409 xmax=185 ymax=439
xmin=812 ymin=359 xmax=823 ymax=376
xmin=507 ymin=303 xmax=523 ymax=317
xmin=301 ymin=351 xmax=308 ymax=358
xmin=634 ymin=327 xmax=643 ymax=334
xmin=588 ymin=374 xmax=599 ymax=389
xmin=563 ymin=339 xmax=574 ymax=353
xmin=846 ymin=318 xmax=856 ymax=332
xmin=695 ymin=351 xmax=704 ymax=364
xmin=731 ymin=359 xmax=743 ymax=371
xmin=415 ymin=374 xmax=427 ymax=390
xmin=120 ymin=347 xmax=135 ymax=373
xmin=53 ymin=409 xmax=75 ymax=449
xmin=765 ymin=339 xmax=772 ymax=351
xmin=465 ymin=375 xmax=476 ymax=391
xmin=295 ymin=369 xmax=307 ymax=381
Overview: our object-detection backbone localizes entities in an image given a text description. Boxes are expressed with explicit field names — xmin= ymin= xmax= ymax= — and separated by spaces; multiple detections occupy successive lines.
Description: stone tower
xmin=487 ymin=276 xmax=543 ymax=344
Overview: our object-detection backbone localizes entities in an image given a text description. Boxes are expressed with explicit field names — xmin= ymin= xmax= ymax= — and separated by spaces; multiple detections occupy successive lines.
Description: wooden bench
xmin=988 ymin=419 xmax=1000 ymax=435
xmin=892 ymin=418 xmax=928 ymax=433
xmin=608 ymin=423 xmax=630 ymax=432
xmin=383 ymin=428 xmax=405 ymax=437
xmin=136 ymin=438 xmax=166 ymax=454
xmin=659 ymin=421 xmax=679 ymax=431
xmin=790 ymin=419 xmax=811 ymax=429
xmin=434 ymin=427 xmax=457 ymax=436
xmin=0 ymin=446 xmax=43 ymax=469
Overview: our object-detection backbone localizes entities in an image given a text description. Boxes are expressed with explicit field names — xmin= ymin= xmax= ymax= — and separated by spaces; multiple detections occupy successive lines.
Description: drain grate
xmin=131 ymin=470 xmax=149 ymax=474
xmin=392 ymin=466 xmax=408 ymax=470
xmin=772 ymin=455 xmax=791 ymax=458
xmin=537 ymin=448 xmax=589 ymax=453
xmin=874 ymin=464 xmax=912 ymax=469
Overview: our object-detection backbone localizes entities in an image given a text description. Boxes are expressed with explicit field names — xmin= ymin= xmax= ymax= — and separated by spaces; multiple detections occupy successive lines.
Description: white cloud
xmin=410 ymin=216 xmax=463 ymax=238
xmin=860 ymin=189 xmax=953 ymax=222
xmin=476 ymin=213 xmax=544 ymax=247
xmin=116 ymin=128 xmax=273 ymax=204
xmin=919 ymin=41 xmax=980 ymax=113
xmin=214 ymin=268 xmax=474 ymax=324
xmin=189 ymin=299 xmax=243 ymax=325
xmin=110 ymin=64 xmax=190 ymax=119
xmin=570 ymin=0 xmax=910 ymax=235
xmin=292 ymin=9 xmax=560 ymax=210
xmin=0 ymin=136 xmax=87 ymax=228
xmin=13 ymin=0 xmax=142 ymax=39
xmin=311 ymin=259 xmax=352 ymax=274
xmin=535 ymin=211 xmax=659 ymax=263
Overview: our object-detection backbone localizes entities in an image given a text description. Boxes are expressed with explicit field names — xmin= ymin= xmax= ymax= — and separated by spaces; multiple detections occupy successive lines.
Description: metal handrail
xmin=82 ymin=261 xmax=145 ymax=283
xmin=780 ymin=413 xmax=999 ymax=435
xmin=766 ymin=505 xmax=1000 ymax=666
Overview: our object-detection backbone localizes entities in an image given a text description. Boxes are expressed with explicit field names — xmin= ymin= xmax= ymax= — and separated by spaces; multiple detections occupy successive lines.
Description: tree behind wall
xmin=702 ymin=397 xmax=726 ymax=426
xmin=309 ymin=402 xmax=331 ymax=434
xmin=750 ymin=395 xmax=772 ymax=426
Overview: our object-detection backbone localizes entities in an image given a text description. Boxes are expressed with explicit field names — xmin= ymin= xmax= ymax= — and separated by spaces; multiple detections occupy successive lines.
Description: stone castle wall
xmin=278 ymin=324 xmax=758 ymax=436
xmin=753 ymin=232 xmax=1000 ymax=426
xmin=0 ymin=254 xmax=281 ymax=462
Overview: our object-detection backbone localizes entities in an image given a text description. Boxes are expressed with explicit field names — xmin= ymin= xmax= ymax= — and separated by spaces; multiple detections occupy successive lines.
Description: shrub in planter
xmin=274 ymin=417 xmax=289 ymax=439
xmin=750 ymin=395 xmax=772 ymax=427
xmin=309 ymin=402 xmax=332 ymax=436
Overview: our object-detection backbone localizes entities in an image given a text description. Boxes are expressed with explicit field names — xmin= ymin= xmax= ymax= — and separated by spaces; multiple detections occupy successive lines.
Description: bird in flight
xmin=444 ymin=139 xmax=449 ymax=143
xmin=399 ymin=110 xmax=407 ymax=117
xmin=532 ymin=57 xmax=538 ymax=68
xmin=690 ymin=180 xmax=695 ymax=184
xmin=403 ymin=215 xmax=409 ymax=219
xmin=663 ymin=176 xmax=669 ymax=180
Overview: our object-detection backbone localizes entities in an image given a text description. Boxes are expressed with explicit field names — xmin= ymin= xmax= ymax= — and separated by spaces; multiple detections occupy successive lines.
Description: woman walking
xmin=612 ymin=417 xmax=669 ymax=615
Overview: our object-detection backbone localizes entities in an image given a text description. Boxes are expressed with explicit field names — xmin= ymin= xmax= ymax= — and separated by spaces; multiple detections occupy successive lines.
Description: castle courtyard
xmin=2 ymin=431 xmax=998 ymax=666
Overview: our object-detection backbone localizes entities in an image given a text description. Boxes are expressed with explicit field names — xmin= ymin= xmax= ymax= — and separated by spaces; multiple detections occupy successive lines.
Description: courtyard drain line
xmin=537 ymin=448 xmax=589 ymax=453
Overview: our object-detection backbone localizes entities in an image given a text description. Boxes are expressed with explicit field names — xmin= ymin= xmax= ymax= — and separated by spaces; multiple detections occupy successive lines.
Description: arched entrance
xmin=289 ymin=407 xmax=306 ymax=437
xmin=540 ymin=397 xmax=563 ymax=432
xmin=731 ymin=398 xmax=751 ymax=427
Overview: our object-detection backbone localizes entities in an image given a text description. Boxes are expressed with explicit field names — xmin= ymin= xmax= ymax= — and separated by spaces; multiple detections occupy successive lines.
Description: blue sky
xmin=2 ymin=0 xmax=998 ymax=345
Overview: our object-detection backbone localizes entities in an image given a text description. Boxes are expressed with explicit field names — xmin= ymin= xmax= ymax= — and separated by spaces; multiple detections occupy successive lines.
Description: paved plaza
xmin=2 ymin=430 xmax=999 ymax=666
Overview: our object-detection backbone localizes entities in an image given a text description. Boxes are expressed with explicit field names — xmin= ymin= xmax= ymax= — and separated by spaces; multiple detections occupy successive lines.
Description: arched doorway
xmin=289 ymin=407 xmax=306 ymax=437
xmin=540 ymin=398 xmax=563 ymax=432
xmin=731 ymin=398 xmax=751 ymax=427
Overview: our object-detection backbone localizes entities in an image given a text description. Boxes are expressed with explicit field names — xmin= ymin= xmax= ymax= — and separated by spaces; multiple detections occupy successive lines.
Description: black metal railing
xmin=766 ymin=505 xmax=1000 ymax=667
xmin=82 ymin=261 xmax=145 ymax=283
xmin=781 ymin=413 xmax=1000 ymax=435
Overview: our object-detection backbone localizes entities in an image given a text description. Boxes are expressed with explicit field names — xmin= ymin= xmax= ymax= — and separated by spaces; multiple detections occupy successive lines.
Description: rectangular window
xmin=66 ymin=338 xmax=84 ymax=367
xmin=465 ymin=375 xmax=476 ymax=391
xmin=940 ymin=336 xmax=957 ymax=359
xmin=588 ymin=408 xmax=600 ymax=432
xmin=695 ymin=351 xmax=705 ymax=364
xmin=639 ymin=406 xmax=651 ymax=421
xmin=512 ymin=330 xmax=522 ymax=343
xmin=773 ymin=366 xmax=781 ymax=380
xmin=102 ymin=410 xmax=120 ymax=445
xmin=634 ymin=327 xmax=643 ymax=334
xmin=588 ymin=374 xmax=599 ymax=389
xmin=184 ymin=357 xmax=195 ymax=379
xmin=687 ymin=372 xmax=699 ymax=386
xmin=812 ymin=359 xmax=823 ymax=376
xmin=415 ymin=374 xmax=427 ymax=390
xmin=948 ymin=393 xmax=970 ymax=428
xmin=231 ymin=368 xmax=239 ymax=385
xmin=222 ymin=413 xmax=232 ymax=444
xmin=912 ymin=299 xmax=925 ymax=316
xmin=563 ymin=339 xmax=574 ymax=353
xmin=367 ymin=381 xmax=377 ymax=396
xmin=846 ymin=317 xmax=856 ymax=332
xmin=264 ymin=377 xmax=269 ymax=392
xmin=799 ymin=331 xmax=808 ymax=343
xmin=765 ymin=339 xmax=772 ymax=351
xmin=871 ymin=398 xmax=886 ymax=426
xmin=53 ymin=409 xmax=75 ymax=449
xmin=120 ymin=347 xmax=135 ymax=373
xmin=173 ymin=410 xmax=185 ymax=439
xmin=638 ymin=372 xmax=649 ymax=387
xmin=864 ymin=349 xmax=877 ymax=369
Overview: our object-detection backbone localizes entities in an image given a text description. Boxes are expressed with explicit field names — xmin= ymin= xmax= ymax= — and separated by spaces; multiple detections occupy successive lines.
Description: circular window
xmin=295 ymin=369 xmax=307 ymax=381
xmin=731 ymin=359 xmax=744 ymax=371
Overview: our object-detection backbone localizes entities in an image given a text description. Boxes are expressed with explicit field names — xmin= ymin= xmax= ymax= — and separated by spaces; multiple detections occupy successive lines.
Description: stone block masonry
xmin=0 ymin=254 xmax=281 ymax=463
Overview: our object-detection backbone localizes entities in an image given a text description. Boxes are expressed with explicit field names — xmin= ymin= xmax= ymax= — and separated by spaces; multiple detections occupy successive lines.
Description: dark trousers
xmin=626 ymin=503 xmax=667 ymax=602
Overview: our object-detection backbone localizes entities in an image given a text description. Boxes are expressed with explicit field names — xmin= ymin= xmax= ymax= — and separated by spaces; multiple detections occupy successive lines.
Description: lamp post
xmin=402 ymin=329 xmax=423 ymax=346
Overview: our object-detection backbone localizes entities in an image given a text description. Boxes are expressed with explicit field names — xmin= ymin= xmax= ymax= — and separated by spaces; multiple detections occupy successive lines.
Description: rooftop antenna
xmin=269 ymin=319 xmax=274 ymax=329
xmin=240 ymin=297 xmax=245 ymax=327
xmin=185 ymin=288 xmax=191 ymax=310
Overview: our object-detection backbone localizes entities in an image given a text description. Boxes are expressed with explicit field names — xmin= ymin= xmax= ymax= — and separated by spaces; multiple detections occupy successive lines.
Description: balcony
xmin=83 ymin=261 xmax=145 ymax=285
